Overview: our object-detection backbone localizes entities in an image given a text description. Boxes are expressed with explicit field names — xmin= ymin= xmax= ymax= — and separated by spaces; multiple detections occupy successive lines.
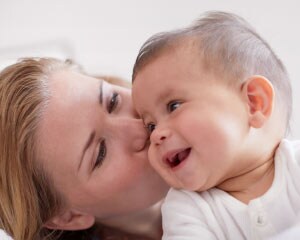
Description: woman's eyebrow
xmin=78 ymin=80 xmax=103 ymax=171
xmin=78 ymin=131 xmax=96 ymax=171
xmin=99 ymin=80 xmax=103 ymax=105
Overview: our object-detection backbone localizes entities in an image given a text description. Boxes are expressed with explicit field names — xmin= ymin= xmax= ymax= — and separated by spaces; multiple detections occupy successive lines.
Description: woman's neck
xmin=97 ymin=201 xmax=163 ymax=239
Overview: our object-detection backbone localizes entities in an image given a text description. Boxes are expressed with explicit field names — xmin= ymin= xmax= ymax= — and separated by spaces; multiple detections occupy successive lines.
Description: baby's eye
xmin=146 ymin=123 xmax=156 ymax=134
xmin=167 ymin=100 xmax=181 ymax=113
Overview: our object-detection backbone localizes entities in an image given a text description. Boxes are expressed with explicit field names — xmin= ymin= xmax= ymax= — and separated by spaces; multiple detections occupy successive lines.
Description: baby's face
xmin=132 ymin=48 xmax=250 ymax=192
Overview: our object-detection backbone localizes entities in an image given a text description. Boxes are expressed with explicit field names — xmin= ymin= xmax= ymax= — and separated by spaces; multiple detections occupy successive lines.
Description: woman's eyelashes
xmin=92 ymin=92 xmax=118 ymax=171
xmin=91 ymin=88 xmax=118 ymax=171
xmin=93 ymin=139 xmax=106 ymax=170
xmin=107 ymin=92 xmax=119 ymax=113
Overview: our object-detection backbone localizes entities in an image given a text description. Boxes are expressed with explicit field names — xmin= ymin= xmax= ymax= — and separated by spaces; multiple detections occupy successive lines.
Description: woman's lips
xmin=163 ymin=148 xmax=191 ymax=168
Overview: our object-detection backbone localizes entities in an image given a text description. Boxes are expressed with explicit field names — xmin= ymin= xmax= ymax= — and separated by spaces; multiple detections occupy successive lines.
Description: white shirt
xmin=268 ymin=224 xmax=300 ymax=240
xmin=162 ymin=139 xmax=300 ymax=240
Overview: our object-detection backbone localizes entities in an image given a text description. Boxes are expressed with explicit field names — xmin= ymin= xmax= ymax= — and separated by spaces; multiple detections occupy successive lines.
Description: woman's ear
xmin=44 ymin=210 xmax=95 ymax=231
xmin=241 ymin=75 xmax=274 ymax=128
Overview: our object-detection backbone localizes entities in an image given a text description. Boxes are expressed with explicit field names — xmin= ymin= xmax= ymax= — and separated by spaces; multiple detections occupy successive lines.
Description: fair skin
xmin=132 ymin=46 xmax=283 ymax=204
xmin=35 ymin=70 xmax=169 ymax=237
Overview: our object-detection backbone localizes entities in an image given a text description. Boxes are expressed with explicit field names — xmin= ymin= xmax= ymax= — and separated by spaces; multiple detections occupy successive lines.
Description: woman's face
xmin=36 ymin=70 xmax=168 ymax=221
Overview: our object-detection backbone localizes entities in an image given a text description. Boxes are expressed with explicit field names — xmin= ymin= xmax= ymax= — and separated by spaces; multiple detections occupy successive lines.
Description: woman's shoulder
xmin=57 ymin=225 xmax=154 ymax=240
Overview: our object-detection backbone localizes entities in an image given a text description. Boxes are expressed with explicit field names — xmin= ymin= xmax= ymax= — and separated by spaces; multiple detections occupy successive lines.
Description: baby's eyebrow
xmin=152 ymin=87 xmax=176 ymax=108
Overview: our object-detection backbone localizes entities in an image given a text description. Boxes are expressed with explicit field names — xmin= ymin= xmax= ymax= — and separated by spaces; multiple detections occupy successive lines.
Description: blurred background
xmin=0 ymin=0 xmax=299 ymax=139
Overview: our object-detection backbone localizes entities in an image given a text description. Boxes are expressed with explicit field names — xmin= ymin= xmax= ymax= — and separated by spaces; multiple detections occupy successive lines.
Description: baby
xmin=132 ymin=11 xmax=300 ymax=239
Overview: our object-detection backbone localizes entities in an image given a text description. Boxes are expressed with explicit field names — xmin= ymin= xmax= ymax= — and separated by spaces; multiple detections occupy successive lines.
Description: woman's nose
xmin=118 ymin=88 xmax=140 ymax=119
xmin=150 ymin=126 xmax=171 ymax=146
xmin=111 ymin=117 xmax=148 ymax=152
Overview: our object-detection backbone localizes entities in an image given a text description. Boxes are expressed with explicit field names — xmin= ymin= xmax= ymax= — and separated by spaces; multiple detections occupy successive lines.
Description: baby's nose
xmin=150 ymin=126 xmax=171 ymax=146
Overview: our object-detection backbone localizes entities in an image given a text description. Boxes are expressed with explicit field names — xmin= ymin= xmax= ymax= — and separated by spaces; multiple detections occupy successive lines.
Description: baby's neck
xmin=218 ymin=156 xmax=275 ymax=204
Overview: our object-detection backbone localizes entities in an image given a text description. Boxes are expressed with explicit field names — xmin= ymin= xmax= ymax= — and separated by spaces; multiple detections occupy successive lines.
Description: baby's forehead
xmin=132 ymin=37 xmax=195 ymax=80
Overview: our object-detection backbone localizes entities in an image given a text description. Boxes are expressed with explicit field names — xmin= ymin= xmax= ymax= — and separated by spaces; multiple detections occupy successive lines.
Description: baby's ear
xmin=241 ymin=75 xmax=274 ymax=128
xmin=44 ymin=209 xmax=95 ymax=231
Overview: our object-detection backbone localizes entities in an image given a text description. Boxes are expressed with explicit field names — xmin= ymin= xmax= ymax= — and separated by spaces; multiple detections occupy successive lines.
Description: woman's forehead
xmin=36 ymin=71 xmax=101 ymax=176
xmin=49 ymin=70 xmax=90 ymax=95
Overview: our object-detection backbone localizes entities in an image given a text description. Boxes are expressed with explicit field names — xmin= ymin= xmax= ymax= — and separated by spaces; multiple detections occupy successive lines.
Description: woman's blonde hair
xmin=0 ymin=58 xmax=80 ymax=240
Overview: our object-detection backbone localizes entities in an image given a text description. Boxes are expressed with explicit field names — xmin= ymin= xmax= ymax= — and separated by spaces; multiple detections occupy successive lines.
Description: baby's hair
xmin=132 ymin=11 xmax=292 ymax=131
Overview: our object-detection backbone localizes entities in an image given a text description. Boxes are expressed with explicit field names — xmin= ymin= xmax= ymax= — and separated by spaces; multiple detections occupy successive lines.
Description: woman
xmin=0 ymin=58 xmax=169 ymax=240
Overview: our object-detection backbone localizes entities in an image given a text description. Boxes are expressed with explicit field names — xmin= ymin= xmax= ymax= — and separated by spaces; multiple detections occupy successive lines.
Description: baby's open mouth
xmin=165 ymin=148 xmax=191 ymax=168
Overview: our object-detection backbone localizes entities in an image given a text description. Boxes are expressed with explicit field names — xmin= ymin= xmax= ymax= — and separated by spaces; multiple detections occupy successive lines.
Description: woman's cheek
xmin=147 ymin=145 xmax=159 ymax=171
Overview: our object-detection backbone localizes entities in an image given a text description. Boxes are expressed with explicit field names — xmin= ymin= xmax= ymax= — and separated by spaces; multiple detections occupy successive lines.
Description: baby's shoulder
xmin=277 ymin=139 xmax=300 ymax=165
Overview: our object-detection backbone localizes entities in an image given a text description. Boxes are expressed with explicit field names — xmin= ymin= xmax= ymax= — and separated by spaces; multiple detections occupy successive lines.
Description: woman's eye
xmin=93 ymin=139 xmax=106 ymax=170
xmin=146 ymin=123 xmax=156 ymax=134
xmin=167 ymin=101 xmax=181 ymax=113
xmin=107 ymin=92 xmax=119 ymax=113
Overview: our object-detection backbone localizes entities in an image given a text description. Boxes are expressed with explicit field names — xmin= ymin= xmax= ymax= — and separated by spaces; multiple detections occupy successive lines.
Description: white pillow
xmin=0 ymin=40 xmax=74 ymax=71
xmin=0 ymin=229 xmax=12 ymax=240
